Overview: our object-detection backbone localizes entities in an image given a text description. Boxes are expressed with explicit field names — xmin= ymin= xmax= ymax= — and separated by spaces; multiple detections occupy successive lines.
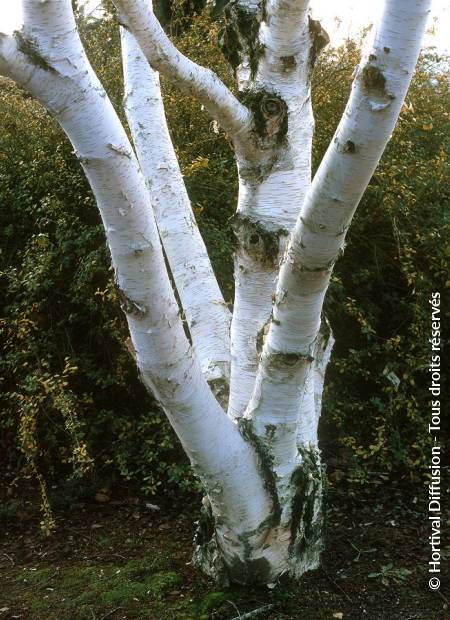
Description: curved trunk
xmin=121 ymin=29 xmax=231 ymax=387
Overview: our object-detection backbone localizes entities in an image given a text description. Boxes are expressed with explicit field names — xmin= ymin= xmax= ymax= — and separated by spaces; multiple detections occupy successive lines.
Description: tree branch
xmin=112 ymin=0 xmax=251 ymax=136
xmin=121 ymin=28 xmax=231 ymax=388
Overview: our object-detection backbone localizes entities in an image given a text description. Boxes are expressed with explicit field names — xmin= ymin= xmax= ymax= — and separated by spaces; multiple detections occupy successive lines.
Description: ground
xmin=0 ymin=482 xmax=448 ymax=620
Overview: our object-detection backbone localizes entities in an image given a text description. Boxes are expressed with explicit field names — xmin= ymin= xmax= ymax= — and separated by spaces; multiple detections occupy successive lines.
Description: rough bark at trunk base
xmin=193 ymin=444 xmax=325 ymax=585
xmin=194 ymin=321 xmax=333 ymax=586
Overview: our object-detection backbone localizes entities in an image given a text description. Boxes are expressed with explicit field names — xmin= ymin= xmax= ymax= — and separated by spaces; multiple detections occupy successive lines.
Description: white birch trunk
xmin=0 ymin=0 xmax=431 ymax=586
xmin=121 ymin=28 xmax=231 ymax=388
xmin=226 ymin=0 xmax=327 ymax=418
xmin=239 ymin=0 xmax=432 ymax=576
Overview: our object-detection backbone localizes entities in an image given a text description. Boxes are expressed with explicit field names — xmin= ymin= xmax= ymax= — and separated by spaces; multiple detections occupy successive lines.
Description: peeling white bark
xmin=121 ymin=29 xmax=231 ymax=384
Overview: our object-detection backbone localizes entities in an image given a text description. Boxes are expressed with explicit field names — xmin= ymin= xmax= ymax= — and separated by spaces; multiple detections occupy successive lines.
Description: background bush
xmin=0 ymin=8 xmax=448 ymax=523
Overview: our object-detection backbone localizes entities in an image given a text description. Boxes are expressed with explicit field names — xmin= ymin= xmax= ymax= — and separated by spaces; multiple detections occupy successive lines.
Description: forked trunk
xmin=0 ymin=0 xmax=431 ymax=587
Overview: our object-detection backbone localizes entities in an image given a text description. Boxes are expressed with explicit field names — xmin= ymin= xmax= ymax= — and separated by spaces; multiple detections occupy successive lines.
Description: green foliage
xmin=368 ymin=563 xmax=413 ymax=585
xmin=0 ymin=8 xmax=448 ymax=519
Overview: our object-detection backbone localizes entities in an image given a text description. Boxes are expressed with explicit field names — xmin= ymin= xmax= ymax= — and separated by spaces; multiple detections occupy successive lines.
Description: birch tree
xmin=0 ymin=0 xmax=431 ymax=585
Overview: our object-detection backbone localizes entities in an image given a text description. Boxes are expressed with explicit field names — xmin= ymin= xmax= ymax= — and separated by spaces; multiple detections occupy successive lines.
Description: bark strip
xmin=121 ymin=29 xmax=231 ymax=385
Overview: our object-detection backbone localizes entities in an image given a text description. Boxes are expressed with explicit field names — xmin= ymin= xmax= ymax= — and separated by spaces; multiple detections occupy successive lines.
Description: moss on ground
xmin=12 ymin=559 xmax=190 ymax=619
xmin=7 ymin=555 xmax=236 ymax=619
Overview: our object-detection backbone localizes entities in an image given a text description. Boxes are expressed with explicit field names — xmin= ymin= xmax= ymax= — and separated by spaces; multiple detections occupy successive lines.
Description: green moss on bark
xmin=238 ymin=89 xmax=288 ymax=145
xmin=289 ymin=447 xmax=325 ymax=565
xmin=237 ymin=417 xmax=281 ymax=526
xmin=218 ymin=0 xmax=266 ymax=79
xmin=15 ymin=31 xmax=56 ymax=73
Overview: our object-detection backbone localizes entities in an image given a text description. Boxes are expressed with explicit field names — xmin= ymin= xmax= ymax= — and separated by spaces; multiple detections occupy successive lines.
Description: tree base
xmin=193 ymin=520 xmax=323 ymax=586
xmin=193 ymin=446 xmax=325 ymax=586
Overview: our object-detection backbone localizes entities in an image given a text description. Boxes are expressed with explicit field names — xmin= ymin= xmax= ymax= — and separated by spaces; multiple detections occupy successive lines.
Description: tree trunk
xmin=121 ymin=28 xmax=231 ymax=388
xmin=196 ymin=0 xmax=430 ymax=583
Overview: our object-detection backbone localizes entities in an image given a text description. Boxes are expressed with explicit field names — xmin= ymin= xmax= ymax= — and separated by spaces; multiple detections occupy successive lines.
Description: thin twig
xmin=104 ymin=553 xmax=127 ymax=560
xmin=230 ymin=604 xmax=275 ymax=620
xmin=99 ymin=607 xmax=124 ymax=620
xmin=346 ymin=538 xmax=377 ymax=562
xmin=321 ymin=567 xmax=352 ymax=602
xmin=226 ymin=599 xmax=241 ymax=618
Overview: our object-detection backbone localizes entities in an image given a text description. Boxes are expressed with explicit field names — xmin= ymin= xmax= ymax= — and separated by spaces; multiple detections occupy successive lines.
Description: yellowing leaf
xmin=184 ymin=156 xmax=209 ymax=176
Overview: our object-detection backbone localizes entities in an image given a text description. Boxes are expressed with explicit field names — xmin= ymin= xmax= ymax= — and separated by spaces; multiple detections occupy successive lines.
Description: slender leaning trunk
xmin=121 ymin=28 xmax=231 ymax=389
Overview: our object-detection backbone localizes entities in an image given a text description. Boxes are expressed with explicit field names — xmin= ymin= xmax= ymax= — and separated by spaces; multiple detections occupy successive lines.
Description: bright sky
xmin=0 ymin=0 xmax=448 ymax=52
